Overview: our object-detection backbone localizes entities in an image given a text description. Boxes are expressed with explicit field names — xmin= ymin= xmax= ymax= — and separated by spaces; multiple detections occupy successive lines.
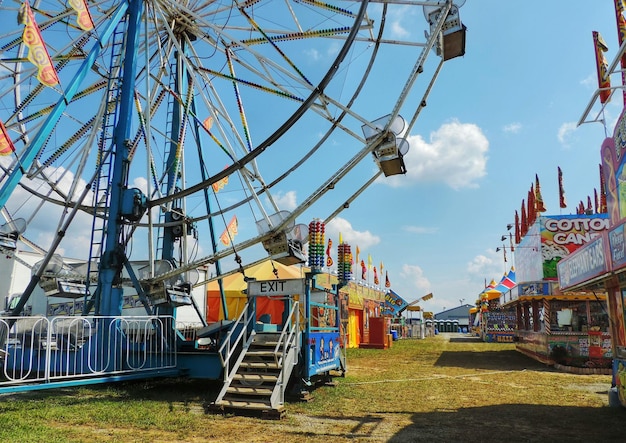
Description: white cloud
xmin=403 ymin=225 xmax=438 ymax=234
xmin=304 ymin=48 xmax=321 ymax=62
xmin=399 ymin=264 xmax=431 ymax=293
xmin=580 ymin=73 xmax=596 ymax=88
xmin=388 ymin=6 xmax=415 ymax=39
xmin=326 ymin=216 xmax=380 ymax=250
xmin=503 ymin=122 xmax=522 ymax=134
xmin=273 ymin=190 xmax=297 ymax=211
xmin=3 ymin=166 xmax=95 ymax=259
xmin=466 ymin=250 xmax=506 ymax=282
xmin=384 ymin=119 xmax=489 ymax=190
xmin=557 ymin=122 xmax=577 ymax=147
xmin=466 ymin=254 xmax=494 ymax=274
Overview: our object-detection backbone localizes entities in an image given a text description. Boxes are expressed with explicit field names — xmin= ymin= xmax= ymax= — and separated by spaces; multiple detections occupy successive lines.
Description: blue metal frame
xmin=303 ymin=273 xmax=342 ymax=380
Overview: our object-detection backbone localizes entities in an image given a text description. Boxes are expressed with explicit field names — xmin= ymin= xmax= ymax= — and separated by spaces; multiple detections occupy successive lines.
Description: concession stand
xmin=558 ymin=107 xmax=626 ymax=405
xmin=503 ymin=213 xmax=612 ymax=369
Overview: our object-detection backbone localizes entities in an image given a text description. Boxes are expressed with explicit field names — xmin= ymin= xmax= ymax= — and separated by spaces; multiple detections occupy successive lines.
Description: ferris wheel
xmin=0 ymin=0 xmax=466 ymax=316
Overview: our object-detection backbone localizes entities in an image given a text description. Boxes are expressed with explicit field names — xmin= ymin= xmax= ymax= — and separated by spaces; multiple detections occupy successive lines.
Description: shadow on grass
xmin=0 ymin=377 xmax=223 ymax=407
xmin=388 ymin=404 xmax=625 ymax=443
xmin=448 ymin=336 xmax=483 ymax=343
xmin=434 ymin=350 xmax=551 ymax=371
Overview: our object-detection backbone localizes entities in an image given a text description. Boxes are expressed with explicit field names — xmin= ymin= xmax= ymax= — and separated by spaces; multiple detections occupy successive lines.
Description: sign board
xmin=247 ymin=279 xmax=304 ymax=296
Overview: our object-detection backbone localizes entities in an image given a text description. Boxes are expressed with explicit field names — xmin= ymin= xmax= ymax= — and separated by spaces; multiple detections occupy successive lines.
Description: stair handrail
xmin=273 ymin=300 xmax=300 ymax=403
xmin=217 ymin=301 xmax=255 ymax=381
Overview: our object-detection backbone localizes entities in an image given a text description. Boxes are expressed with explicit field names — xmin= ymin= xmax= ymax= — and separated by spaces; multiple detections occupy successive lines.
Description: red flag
xmin=587 ymin=195 xmax=593 ymax=213
xmin=521 ymin=200 xmax=528 ymax=237
xmin=385 ymin=271 xmax=391 ymax=288
xmin=18 ymin=1 xmax=59 ymax=87
xmin=0 ymin=120 xmax=16 ymax=156
xmin=528 ymin=187 xmax=536 ymax=227
xmin=373 ymin=266 xmax=379 ymax=285
xmin=593 ymin=31 xmax=611 ymax=103
xmin=326 ymin=238 xmax=333 ymax=267
xmin=68 ymin=0 xmax=95 ymax=31
xmin=594 ymin=188 xmax=599 ymax=213
xmin=599 ymin=164 xmax=607 ymax=213
xmin=514 ymin=210 xmax=521 ymax=244
xmin=535 ymin=174 xmax=546 ymax=212
xmin=219 ymin=215 xmax=238 ymax=246
xmin=558 ymin=166 xmax=567 ymax=208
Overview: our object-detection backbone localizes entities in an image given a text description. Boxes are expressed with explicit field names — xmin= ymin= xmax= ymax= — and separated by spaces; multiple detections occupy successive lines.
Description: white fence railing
xmin=0 ymin=315 xmax=177 ymax=386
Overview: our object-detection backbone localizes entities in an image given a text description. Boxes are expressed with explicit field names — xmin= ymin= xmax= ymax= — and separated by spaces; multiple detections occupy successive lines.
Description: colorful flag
xmin=0 ymin=120 xmax=16 ymax=156
xmin=535 ymin=174 xmax=546 ymax=212
xmin=600 ymin=164 xmax=607 ymax=213
xmin=356 ymin=245 xmax=360 ymax=265
xmin=521 ymin=200 xmax=528 ymax=237
xmin=587 ymin=195 xmax=593 ymax=213
xmin=617 ymin=0 xmax=626 ymax=13
xmin=527 ymin=187 xmax=536 ymax=227
xmin=18 ymin=1 xmax=59 ymax=87
xmin=68 ymin=0 xmax=95 ymax=31
xmin=219 ymin=215 xmax=238 ymax=246
xmin=360 ymin=259 xmax=366 ymax=280
xmin=326 ymin=238 xmax=333 ymax=267
xmin=203 ymin=116 xmax=213 ymax=131
xmin=385 ymin=271 xmax=391 ymax=288
xmin=593 ymin=31 xmax=611 ymax=103
xmin=373 ymin=267 xmax=379 ymax=285
xmin=212 ymin=166 xmax=229 ymax=192
xmin=558 ymin=166 xmax=567 ymax=208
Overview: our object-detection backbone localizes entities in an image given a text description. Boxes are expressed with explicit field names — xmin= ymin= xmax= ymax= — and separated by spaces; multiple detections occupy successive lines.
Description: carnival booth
xmin=478 ymin=270 xmax=517 ymax=343
xmin=504 ymin=212 xmax=611 ymax=369
xmin=557 ymin=102 xmax=626 ymax=404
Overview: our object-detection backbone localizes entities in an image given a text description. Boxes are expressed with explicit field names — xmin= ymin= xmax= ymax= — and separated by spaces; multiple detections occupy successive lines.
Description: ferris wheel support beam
xmin=98 ymin=0 xmax=143 ymax=317
xmin=0 ymin=1 xmax=130 ymax=210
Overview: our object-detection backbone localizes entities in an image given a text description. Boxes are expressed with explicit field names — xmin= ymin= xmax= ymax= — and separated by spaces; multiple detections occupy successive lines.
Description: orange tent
xmin=206 ymin=260 xmax=306 ymax=323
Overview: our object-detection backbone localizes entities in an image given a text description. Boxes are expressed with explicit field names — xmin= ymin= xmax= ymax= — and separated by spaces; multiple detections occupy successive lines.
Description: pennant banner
xmin=0 ymin=120 xmax=16 ymax=156
xmin=19 ymin=1 xmax=59 ymax=87
xmin=326 ymin=238 xmax=333 ymax=267
xmin=558 ymin=166 xmax=567 ymax=208
xmin=219 ymin=215 xmax=238 ymax=246
xmin=68 ymin=0 xmax=95 ymax=31
xmin=593 ymin=31 xmax=611 ymax=103
xmin=535 ymin=174 xmax=546 ymax=212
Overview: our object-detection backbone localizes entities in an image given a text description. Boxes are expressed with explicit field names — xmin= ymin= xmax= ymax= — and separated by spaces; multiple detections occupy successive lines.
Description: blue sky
xmin=1 ymin=1 xmax=623 ymax=315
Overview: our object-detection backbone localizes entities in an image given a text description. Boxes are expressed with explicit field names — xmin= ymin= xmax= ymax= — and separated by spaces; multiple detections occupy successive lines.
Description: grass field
xmin=0 ymin=334 xmax=624 ymax=442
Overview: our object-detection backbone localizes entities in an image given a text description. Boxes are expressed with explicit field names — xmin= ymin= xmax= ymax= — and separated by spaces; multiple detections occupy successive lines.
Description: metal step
xmin=245 ymin=349 xmax=278 ymax=358
xmin=239 ymin=361 xmax=280 ymax=370
xmin=219 ymin=399 xmax=274 ymax=410
xmin=232 ymin=373 xmax=278 ymax=383
xmin=226 ymin=385 xmax=273 ymax=396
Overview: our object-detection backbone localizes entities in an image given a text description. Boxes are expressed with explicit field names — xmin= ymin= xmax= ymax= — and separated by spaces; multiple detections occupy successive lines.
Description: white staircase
xmin=210 ymin=302 xmax=300 ymax=418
